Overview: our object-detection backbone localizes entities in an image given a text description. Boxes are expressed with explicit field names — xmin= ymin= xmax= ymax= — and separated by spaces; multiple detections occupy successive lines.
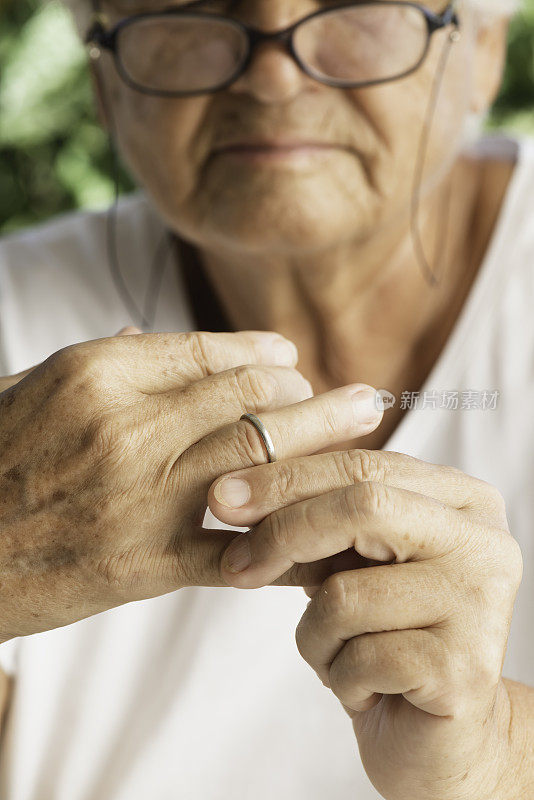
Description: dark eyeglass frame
xmin=85 ymin=0 xmax=461 ymax=98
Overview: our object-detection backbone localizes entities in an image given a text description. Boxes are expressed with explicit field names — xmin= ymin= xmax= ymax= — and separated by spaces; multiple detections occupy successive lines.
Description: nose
xmin=227 ymin=0 xmax=318 ymax=105
xmin=229 ymin=41 xmax=312 ymax=105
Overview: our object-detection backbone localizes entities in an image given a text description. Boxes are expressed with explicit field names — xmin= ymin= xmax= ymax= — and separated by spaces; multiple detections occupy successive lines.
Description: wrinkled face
xmin=89 ymin=1 xmax=505 ymax=256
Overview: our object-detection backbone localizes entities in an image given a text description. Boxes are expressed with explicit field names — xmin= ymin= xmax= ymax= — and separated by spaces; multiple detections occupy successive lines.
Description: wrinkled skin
xmin=0 ymin=328 xmax=384 ymax=641
xmin=209 ymin=448 xmax=523 ymax=800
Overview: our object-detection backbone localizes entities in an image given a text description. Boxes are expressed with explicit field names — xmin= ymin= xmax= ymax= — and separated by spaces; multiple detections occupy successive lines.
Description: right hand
xmin=0 ymin=329 xmax=383 ymax=641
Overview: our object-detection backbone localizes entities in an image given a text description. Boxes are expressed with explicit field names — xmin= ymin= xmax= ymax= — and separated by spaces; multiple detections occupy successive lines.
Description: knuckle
xmin=233 ymin=418 xmax=272 ymax=466
xmin=474 ymin=644 xmax=503 ymax=692
xmin=491 ymin=531 xmax=524 ymax=590
xmin=232 ymin=365 xmax=280 ymax=408
xmin=294 ymin=613 xmax=312 ymax=660
xmin=184 ymin=332 xmax=216 ymax=376
xmin=47 ymin=343 xmax=88 ymax=380
xmin=317 ymin=573 xmax=352 ymax=619
xmin=339 ymin=483 xmax=360 ymax=526
xmin=48 ymin=343 xmax=108 ymax=398
xmin=459 ymin=474 xmax=508 ymax=526
xmin=263 ymin=512 xmax=290 ymax=555
xmin=354 ymin=479 xmax=388 ymax=520
xmin=328 ymin=634 xmax=381 ymax=700
xmin=347 ymin=634 xmax=375 ymax=673
xmin=340 ymin=448 xmax=386 ymax=485
xmin=273 ymin=461 xmax=301 ymax=503
xmin=298 ymin=497 xmax=328 ymax=537
xmin=504 ymin=535 xmax=524 ymax=587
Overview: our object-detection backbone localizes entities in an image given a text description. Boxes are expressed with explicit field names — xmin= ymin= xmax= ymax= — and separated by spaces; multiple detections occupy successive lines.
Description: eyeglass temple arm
xmin=439 ymin=0 xmax=460 ymax=27
xmin=85 ymin=0 xmax=110 ymax=44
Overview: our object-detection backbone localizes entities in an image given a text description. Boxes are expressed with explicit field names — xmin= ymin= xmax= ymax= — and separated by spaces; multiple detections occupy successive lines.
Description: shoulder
xmin=0 ymin=191 xmax=167 ymax=373
xmin=466 ymin=134 xmax=534 ymax=256
xmin=466 ymin=133 xmax=534 ymax=210
xmin=0 ymin=190 xmax=151 ymax=279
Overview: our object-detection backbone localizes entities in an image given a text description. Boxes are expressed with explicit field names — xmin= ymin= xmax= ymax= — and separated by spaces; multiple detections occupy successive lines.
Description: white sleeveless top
xmin=0 ymin=135 xmax=532 ymax=800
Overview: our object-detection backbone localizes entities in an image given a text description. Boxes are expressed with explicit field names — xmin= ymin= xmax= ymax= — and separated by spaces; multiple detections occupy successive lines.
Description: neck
xmin=190 ymin=152 xmax=504 ymax=450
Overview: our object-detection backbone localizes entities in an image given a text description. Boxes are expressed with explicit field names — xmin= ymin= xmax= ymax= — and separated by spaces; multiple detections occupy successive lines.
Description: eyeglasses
xmin=85 ymin=1 xmax=461 ymax=98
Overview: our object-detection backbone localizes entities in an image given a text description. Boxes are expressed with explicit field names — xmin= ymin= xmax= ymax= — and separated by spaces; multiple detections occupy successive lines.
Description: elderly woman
xmin=0 ymin=0 xmax=532 ymax=797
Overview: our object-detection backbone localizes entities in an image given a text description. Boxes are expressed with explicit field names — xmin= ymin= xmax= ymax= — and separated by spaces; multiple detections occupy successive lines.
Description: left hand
xmin=208 ymin=449 xmax=523 ymax=800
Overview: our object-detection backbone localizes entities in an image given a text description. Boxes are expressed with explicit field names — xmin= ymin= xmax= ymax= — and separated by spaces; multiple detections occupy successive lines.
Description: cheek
xmin=348 ymin=32 xmax=475 ymax=202
xmin=107 ymin=71 xmax=213 ymax=224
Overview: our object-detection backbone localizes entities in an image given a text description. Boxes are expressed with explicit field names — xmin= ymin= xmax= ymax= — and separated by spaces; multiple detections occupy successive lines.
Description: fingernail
xmin=214 ymin=477 xmax=251 ymax=509
xmin=352 ymin=388 xmax=382 ymax=426
xmin=223 ymin=534 xmax=252 ymax=573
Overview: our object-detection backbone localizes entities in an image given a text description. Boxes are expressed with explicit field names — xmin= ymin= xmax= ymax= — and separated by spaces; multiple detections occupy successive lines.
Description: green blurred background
xmin=1 ymin=0 xmax=533 ymax=235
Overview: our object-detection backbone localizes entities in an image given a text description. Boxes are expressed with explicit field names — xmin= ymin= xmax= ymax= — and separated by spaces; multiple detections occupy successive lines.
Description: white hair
xmin=468 ymin=0 xmax=522 ymax=27
xmin=59 ymin=0 xmax=518 ymax=151
xmin=62 ymin=0 xmax=522 ymax=29
xmin=469 ymin=0 xmax=522 ymax=13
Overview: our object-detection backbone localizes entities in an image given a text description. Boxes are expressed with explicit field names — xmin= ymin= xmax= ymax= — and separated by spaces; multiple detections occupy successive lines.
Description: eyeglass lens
xmin=117 ymin=5 xmax=429 ymax=94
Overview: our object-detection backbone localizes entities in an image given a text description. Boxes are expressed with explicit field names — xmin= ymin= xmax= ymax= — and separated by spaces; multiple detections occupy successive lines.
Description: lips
xmin=213 ymin=139 xmax=343 ymax=153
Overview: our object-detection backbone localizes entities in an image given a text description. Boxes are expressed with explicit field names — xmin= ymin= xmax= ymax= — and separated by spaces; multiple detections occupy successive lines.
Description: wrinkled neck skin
xmin=196 ymin=149 xmax=514 ymax=451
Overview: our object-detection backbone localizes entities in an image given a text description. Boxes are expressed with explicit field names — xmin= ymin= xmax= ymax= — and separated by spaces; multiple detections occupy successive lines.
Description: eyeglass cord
xmin=410 ymin=30 xmax=457 ymax=288
xmin=93 ymin=26 xmax=459 ymax=333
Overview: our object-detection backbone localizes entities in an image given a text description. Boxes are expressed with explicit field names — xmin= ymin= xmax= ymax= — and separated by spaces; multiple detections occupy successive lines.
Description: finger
xmin=180 ymin=383 xmax=383 ymax=510
xmin=167 ymin=533 xmax=368 ymax=589
xmin=328 ymin=628 xmax=454 ymax=716
xmin=72 ymin=330 xmax=301 ymax=393
xmin=153 ymin=364 xmax=313 ymax=460
xmin=267 ymin=553 xmax=389 ymax=589
xmin=295 ymin=563 xmax=451 ymax=687
xmin=219 ymin=482 xmax=490 ymax=588
xmin=208 ymin=449 xmax=506 ymax=528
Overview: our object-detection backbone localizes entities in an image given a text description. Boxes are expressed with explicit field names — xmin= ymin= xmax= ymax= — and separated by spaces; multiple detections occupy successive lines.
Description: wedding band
xmin=240 ymin=413 xmax=277 ymax=464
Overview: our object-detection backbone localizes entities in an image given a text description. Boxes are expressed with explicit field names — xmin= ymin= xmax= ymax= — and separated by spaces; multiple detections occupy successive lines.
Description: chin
xmin=194 ymin=167 xmax=375 ymax=254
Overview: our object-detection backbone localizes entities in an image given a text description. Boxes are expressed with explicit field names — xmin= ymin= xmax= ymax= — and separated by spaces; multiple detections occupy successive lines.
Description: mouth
xmin=212 ymin=139 xmax=350 ymax=164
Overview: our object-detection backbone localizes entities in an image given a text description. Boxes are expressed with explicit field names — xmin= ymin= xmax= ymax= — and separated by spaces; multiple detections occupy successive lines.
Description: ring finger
xmin=178 ymin=383 xmax=383 ymax=501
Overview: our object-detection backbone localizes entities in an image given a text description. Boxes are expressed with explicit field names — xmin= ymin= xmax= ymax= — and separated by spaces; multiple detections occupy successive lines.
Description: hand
xmin=0 ymin=326 xmax=141 ymax=393
xmin=208 ymin=449 xmax=523 ymax=800
xmin=0 ymin=328 xmax=383 ymax=642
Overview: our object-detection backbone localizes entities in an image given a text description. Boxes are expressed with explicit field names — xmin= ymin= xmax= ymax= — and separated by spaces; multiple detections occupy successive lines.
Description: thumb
xmin=140 ymin=525 xmax=238 ymax=591
xmin=153 ymin=526 xmax=366 ymax=590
